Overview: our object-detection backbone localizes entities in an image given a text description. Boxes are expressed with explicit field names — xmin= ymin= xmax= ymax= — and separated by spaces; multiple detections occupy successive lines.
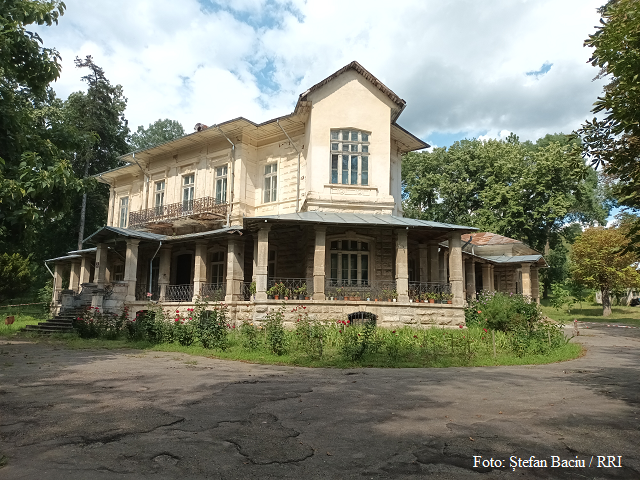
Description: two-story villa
xmin=47 ymin=62 xmax=544 ymax=326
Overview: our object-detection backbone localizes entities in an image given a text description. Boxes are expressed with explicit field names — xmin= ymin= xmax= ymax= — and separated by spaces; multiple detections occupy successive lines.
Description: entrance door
xmin=176 ymin=254 xmax=193 ymax=285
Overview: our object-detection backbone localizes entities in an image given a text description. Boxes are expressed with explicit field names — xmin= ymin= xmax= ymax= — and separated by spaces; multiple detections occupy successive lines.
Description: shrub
xmin=339 ymin=319 xmax=376 ymax=361
xmin=264 ymin=305 xmax=287 ymax=355
xmin=0 ymin=253 xmax=32 ymax=301
xmin=196 ymin=305 xmax=229 ymax=350
xmin=240 ymin=320 xmax=261 ymax=350
xmin=293 ymin=305 xmax=325 ymax=358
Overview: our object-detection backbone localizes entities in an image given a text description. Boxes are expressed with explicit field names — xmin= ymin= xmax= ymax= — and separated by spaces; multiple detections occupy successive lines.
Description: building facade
xmin=47 ymin=62 xmax=543 ymax=327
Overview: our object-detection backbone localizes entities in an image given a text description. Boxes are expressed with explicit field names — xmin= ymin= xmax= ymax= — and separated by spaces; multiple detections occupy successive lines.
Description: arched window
xmin=328 ymin=239 xmax=369 ymax=286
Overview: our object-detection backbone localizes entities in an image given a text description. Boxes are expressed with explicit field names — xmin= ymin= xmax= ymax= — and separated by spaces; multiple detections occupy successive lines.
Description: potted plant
xmin=249 ymin=281 xmax=256 ymax=299
xmin=353 ymin=291 xmax=361 ymax=301
xmin=336 ymin=287 xmax=345 ymax=301
xmin=427 ymin=291 xmax=437 ymax=303
xmin=267 ymin=285 xmax=278 ymax=299
xmin=442 ymin=293 xmax=453 ymax=304
xmin=382 ymin=288 xmax=398 ymax=302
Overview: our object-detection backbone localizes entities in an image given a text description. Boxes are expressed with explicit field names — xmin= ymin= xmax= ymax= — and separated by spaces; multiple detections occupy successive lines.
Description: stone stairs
xmin=23 ymin=306 xmax=88 ymax=334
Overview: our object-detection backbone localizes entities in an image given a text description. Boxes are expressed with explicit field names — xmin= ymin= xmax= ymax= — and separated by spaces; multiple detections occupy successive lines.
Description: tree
xmin=130 ymin=119 xmax=185 ymax=151
xmin=402 ymin=134 xmax=609 ymax=253
xmin=570 ymin=226 xmax=640 ymax=316
xmin=578 ymin=0 xmax=640 ymax=249
xmin=64 ymin=55 xmax=130 ymax=248
xmin=0 ymin=252 xmax=33 ymax=301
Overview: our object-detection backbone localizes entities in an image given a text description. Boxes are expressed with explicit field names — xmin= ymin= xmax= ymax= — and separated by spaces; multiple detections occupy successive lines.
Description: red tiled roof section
xmin=461 ymin=232 xmax=522 ymax=246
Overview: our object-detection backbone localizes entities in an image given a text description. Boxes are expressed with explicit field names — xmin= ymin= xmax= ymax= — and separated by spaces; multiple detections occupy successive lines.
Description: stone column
xmin=124 ymin=239 xmax=140 ymax=302
xmin=69 ymin=261 xmax=81 ymax=292
xmin=252 ymin=236 xmax=258 ymax=282
xmin=193 ymin=241 xmax=208 ymax=301
xmin=428 ymin=241 xmax=439 ymax=283
xmin=79 ymin=255 xmax=91 ymax=285
xmin=448 ymin=232 xmax=464 ymax=306
xmin=465 ymin=258 xmax=476 ymax=299
xmin=225 ymin=238 xmax=244 ymax=302
xmin=521 ymin=263 xmax=532 ymax=299
xmin=52 ymin=263 xmax=63 ymax=304
xmin=531 ymin=266 xmax=540 ymax=304
xmin=395 ymin=229 xmax=409 ymax=303
xmin=313 ymin=226 xmax=326 ymax=300
xmin=481 ymin=263 xmax=492 ymax=293
xmin=158 ymin=245 xmax=172 ymax=302
xmin=255 ymin=225 xmax=271 ymax=301
xmin=418 ymin=243 xmax=428 ymax=283
xmin=95 ymin=243 xmax=109 ymax=289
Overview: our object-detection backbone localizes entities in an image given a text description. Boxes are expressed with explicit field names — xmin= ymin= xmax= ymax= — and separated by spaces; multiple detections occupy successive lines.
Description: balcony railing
xmin=325 ymin=280 xmax=396 ymax=301
xmin=267 ymin=278 xmax=313 ymax=299
xmin=408 ymin=282 xmax=452 ymax=303
xmin=166 ymin=284 xmax=194 ymax=302
xmin=135 ymin=283 xmax=160 ymax=301
xmin=129 ymin=197 xmax=228 ymax=228
xmin=200 ymin=283 xmax=226 ymax=301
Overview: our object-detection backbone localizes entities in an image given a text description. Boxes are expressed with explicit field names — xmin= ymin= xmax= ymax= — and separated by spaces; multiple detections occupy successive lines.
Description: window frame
xmin=215 ymin=165 xmax=228 ymax=204
xmin=327 ymin=237 xmax=373 ymax=286
xmin=263 ymin=163 xmax=278 ymax=203
xmin=119 ymin=196 xmax=129 ymax=228
xmin=154 ymin=180 xmax=165 ymax=214
xmin=182 ymin=174 xmax=195 ymax=211
xmin=329 ymin=129 xmax=370 ymax=186
xmin=209 ymin=249 xmax=226 ymax=285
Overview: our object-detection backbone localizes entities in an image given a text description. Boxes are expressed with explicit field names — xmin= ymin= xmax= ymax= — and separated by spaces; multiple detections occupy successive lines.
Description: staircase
xmin=23 ymin=306 xmax=87 ymax=334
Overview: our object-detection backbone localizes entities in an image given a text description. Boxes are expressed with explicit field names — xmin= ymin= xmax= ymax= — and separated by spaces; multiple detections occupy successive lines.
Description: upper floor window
xmin=119 ymin=197 xmax=129 ymax=228
xmin=215 ymin=166 xmax=228 ymax=204
xmin=183 ymin=174 xmax=194 ymax=211
xmin=264 ymin=163 xmax=277 ymax=203
xmin=155 ymin=180 xmax=165 ymax=214
xmin=330 ymin=129 xmax=369 ymax=186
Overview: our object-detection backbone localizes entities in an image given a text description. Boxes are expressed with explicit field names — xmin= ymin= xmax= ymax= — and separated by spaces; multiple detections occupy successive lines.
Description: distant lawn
xmin=0 ymin=315 xmax=43 ymax=337
xmin=540 ymin=298 xmax=640 ymax=327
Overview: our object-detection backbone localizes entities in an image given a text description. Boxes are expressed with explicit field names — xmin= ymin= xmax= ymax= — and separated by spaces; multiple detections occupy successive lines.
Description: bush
xmin=339 ymin=319 xmax=376 ymax=361
xmin=0 ymin=253 xmax=32 ymax=301
xmin=293 ymin=305 xmax=325 ymax=358
xmin=264 ymin=305 xmax=287 ymax=355
xmin=240 ymin=320 xmax=261 ymax=350
xmin=196 ymin=306 xmax=229 ymax=350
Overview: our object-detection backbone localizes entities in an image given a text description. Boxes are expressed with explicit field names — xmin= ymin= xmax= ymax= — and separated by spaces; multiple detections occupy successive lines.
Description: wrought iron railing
xmin=266 ymin=278 xmax=313 ymax=299
xmin=241 ymin=282 xmax=254 ymax=301
xmin=135 ymin=283 xmax=160 ymax=301
xmin=165 ymin=284 xmax=194 ymax=302
xmin=200 ymin=283 xmax=226 ymax=301
xmin=129 ymin=197 xmax=228 ymax=228
xmin=325 ymin=280 xmax=397 ymax=301
xmin=408 ymin=282 xmax=452 ymax=303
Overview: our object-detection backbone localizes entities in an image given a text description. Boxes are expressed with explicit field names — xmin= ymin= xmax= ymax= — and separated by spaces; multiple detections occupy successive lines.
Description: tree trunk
xmin=77 ymin=156 xmax=91 ymax=250
xmin=602 ymin=288 xmax=612 ymax=317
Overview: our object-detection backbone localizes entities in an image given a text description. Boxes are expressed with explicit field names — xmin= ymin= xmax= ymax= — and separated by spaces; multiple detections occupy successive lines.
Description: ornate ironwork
xmin=241 ymin=282 xmax=253 ymax=301
xmin=165 ymin=284 xmax=194 ymax=302
xmin=200 ymin=283 xmax=226 ymax=301
xmin=135 ymin=283 xmax=160 ymax=301
xmin=408 ymin=282 xmax=452 ymax=303
xmin=266 ymin=278 xmax=313 ymax=299
xmin=324 ymin=280 xmax=397 ymax=301
xmin=129 ymin=197 xmax=228 ymax=228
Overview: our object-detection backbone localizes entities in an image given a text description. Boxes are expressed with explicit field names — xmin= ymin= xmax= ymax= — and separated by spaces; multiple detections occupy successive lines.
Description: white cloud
xmin=37 ymin=0 xmax=606 ymax=140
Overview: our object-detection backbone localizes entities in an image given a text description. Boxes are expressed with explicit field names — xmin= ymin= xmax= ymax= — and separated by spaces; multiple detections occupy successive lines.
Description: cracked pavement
xmin=1 ymin=324 xmax=639 ymax=479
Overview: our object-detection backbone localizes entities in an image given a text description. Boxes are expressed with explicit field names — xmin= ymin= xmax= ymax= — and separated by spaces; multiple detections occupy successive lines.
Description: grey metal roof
xmin=83 ymin=225 xmax=241 ymax=246
xmin=67 ymin=247 xmax=97 ymax=254
xmin=246 ymin=212 xmax=476 ymax=231
xmin=45 ymin=254 xmax=81 ymax=263
xmin=162 ymin=227 xmax=243 ymax=242
xmin=480 ymin=255 xmax=546 ymax=264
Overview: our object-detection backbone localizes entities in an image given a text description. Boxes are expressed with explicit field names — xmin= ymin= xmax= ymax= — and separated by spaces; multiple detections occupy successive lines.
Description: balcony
xmin=129 ymin=197 xmax=228 ymax=229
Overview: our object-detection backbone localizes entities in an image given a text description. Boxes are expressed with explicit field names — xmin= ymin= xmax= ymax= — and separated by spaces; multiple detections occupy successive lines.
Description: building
xmin=47 ymin=62 xmax=543 ymax=327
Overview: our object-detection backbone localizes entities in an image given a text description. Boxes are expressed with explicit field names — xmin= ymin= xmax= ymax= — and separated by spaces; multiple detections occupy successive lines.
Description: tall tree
xmin=130 ymin=118 xmax=185 ymax=151
xmin=64 ymin=56 xmax=129 ymax=248
xmin=570 ymin=226 xmax=640 ymax=316
xmin=577 ymin=0 xmax=640 ymax=248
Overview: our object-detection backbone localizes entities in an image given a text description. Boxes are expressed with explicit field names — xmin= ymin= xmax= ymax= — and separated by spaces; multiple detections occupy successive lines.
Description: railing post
xmin=313 ymin=226 xmax=326 ymax=300
xmin=256 ymin=225 xmax=271 ymax=301
xmin=395 ymin=229 xmax=409 ymax=303
xmin=448 ymin=231 xmax=464 ymax=307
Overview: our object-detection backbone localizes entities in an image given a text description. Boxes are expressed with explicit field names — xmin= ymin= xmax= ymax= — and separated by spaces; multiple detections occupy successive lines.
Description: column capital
xmin=521 ymin=262 xmax=531 ymax=270
xmin=126 ymin=238 xmax=140 ymax=247
xmin=314 ymin=225 xmax=327 ymax=232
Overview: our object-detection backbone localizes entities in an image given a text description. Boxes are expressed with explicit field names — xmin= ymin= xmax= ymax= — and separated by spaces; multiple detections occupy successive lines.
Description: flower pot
xmin=274 ymin=295 xmax=279 ymax=300
xmin=392 ymin=299 xmax=397 ymax=302
xmin=429 ymin=299 xmax=435 ymax=304
xmin=447 ymin=300 xmax=452 ymax=304
xmin=284 ymin=296 xmax=289 ymax=300
xmin=5 ymin=316 xmax=14 ymax=325
xmin=305 ymin=296 xmax=310 ymax=300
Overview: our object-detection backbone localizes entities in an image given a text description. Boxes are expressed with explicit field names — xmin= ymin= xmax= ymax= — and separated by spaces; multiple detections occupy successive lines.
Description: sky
xmin=36 ymin=0 xmax=607 ymax=150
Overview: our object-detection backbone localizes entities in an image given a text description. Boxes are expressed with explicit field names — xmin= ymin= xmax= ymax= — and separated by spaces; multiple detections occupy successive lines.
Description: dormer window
xmin=330 ymin=129 xmax=369 ymax=186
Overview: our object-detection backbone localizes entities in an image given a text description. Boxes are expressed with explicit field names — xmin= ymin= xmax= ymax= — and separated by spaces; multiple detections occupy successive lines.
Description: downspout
xmin=44 ymin=261 xmax=54 ymax=278
xmin=276 ymin=119 xmax=301 ymax=213
xmin=215 ymin=125 xmax=235 ymax=227
xmin=148 ymin=241 xmax=162 ymax=297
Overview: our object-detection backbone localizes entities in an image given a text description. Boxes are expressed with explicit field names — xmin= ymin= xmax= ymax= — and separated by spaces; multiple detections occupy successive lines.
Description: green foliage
xmin=129 ymin=118 xmax=185 ymax=151
xmin=550 ymin=282 xmax=574 ymax=312
xmin=402 ymin=135 xmax=608 ymax=252
xmin=195 ymin=305 xmax=229 ymax=350
xmin=0 ymin=253 xmax=32 ymax=300
xmin=293 ymin=306 xmax=325 ymax=358
xmin=338 ymin=318 xmax=376 ymax=361
xmin=264 ymin=305 xmax=288 ymax=355
xmin=466 ymin=291 xmax=541 ymax=333
xmin=74 ymin=306 xmax=126 ymax=340
xmin=240 ymin=321 xmax=260 ymax=350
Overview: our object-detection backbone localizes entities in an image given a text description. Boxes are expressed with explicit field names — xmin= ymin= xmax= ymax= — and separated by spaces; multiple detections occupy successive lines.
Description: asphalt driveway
xmin=1 ymin=324 xmax=639 ymax=479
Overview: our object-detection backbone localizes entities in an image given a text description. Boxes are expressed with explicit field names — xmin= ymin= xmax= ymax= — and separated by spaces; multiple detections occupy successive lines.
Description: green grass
xmin=540 ymin=298 xmax=640 ymax=326
xmin=0 ymin=314 xmax=44 ymax=337
xmin=20 ymin=325 xmax=583 ymax=369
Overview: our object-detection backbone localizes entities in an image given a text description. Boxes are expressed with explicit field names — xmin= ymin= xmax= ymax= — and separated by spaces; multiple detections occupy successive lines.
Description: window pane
xmin=361 ymin=145 xmax=368 ymax=153
xmin=341 ymin=255 xmax=349 ymax=283
xmin=331 ymin=131 xmax=339 ymax=140
xmin=331 ymin=155 xmax=338 ymax=184
xmin=156 ymin=181 xmax=164 ymax=191
xmin=331 ymin=254 xmax=338 ymax=280
xmin=331 ymin=143 xmax=339 ymax=151
xmin=351 ymin=131 xmax=358 ymax=141
xmin=351 ymin=156 xmax=358 ymax=185
xmin=264 ymin=177 xmax=271 ymax=203
xmin=271 ymin=176 xmax=277 ymax=202
xmin=342 ymin=130 xmax=349 ymax=141
xmin=361 ymin=156 xmax=368 ymax=186
xmin=361 ymin=241 xmax=369 ymax=251
xmin=350 ymin=254 xmax=357 ymax=285
xmin=362 ymin=132 xmax=369 ymax=142
xmin=350 ymin=144 xmax=358 ymax=152
xmin=330 ymin=241 xmax=338 ymax=250
xmin=361 ymin=255 xmax=369 ymax=283
xmin=272 ymin=163 xmax=277 ymax=172
xmin=342 ymin=143 xmax=349 ymax=152
xmin=342 ymin=155 xmax=349 ymax=184
xmin=350 ymin=240 xmax=358 ymax=251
